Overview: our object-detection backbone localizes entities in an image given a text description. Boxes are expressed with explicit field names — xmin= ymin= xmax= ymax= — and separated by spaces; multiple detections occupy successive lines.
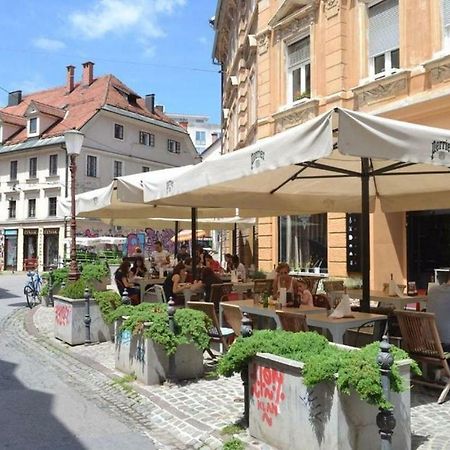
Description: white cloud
xmin=33 ymin=37 xmax=66 ymax=51
xmin=69 ymin=0 xmax=186 ymax=40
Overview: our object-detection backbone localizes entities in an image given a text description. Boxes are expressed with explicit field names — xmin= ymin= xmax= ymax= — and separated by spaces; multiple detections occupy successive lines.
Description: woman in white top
xmin=232 ymin=255 xmax=246 ymax=281
xmin=272 ymin=262 xmax=298 ymax=302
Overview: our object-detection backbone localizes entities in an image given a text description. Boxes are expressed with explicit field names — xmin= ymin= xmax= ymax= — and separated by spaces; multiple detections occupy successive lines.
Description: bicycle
xmin=24 ymin=270 xmax=42 ymax=308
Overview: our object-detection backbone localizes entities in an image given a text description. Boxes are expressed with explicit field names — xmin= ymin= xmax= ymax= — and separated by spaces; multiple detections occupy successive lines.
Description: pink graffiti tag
xmin=250 ymin=365 xmax=286 ymax=426
xmin=55 ymin=304 xmax=71 ymax=326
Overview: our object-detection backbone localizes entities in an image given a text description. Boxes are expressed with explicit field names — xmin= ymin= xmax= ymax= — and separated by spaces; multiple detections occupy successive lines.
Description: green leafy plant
xmin=221 ymin=424 xmax=245 ymax=436
xmin=251 ymin=270 xmax=266 ymax=280
xmin=60 ymin=279 xmax=90 ymax=299
xmin=217 ymin=330 xmax=420 ymax=409
xmin=41 ymin=267 xmax=69 ymax=296
xmin=80 ymin=262 xmax=110 ymax=283
xmin=110 ymin=303 xmax=212 ymax=355
xmin=93 ymin=290 xmax=123 ymax=323
xmin=223 ymin=438 xmax=245 ymax=450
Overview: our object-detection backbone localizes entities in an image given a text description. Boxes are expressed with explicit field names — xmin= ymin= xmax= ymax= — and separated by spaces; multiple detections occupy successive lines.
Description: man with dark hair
xmin=428 ymin=270 xmax=450 ymax=350
xmin=151 ymin=240 xmax=170 ymax=269
xmin=176 ymin=244 xmax=190 ymax=263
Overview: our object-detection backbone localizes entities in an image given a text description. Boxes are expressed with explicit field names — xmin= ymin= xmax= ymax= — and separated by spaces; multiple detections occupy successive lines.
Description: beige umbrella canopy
xmin=171 ymin=229 xmax=206 ymax=242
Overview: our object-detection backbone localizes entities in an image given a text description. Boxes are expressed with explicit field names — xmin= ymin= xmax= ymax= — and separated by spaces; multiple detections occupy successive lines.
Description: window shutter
xmin=444 ymin=0 xmax=450 ymax=28
xmin=287 ymin=37 xmax=310 ymax=67
xmin=368 ymin=0 xmax=399 ymax=57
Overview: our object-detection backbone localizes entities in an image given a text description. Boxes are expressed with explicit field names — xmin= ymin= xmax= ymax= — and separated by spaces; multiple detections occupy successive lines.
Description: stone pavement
xmin=26 ymin=305 xmax=450 ymax=449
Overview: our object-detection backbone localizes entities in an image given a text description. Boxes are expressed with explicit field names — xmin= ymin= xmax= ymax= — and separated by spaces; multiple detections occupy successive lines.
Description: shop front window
xmin=279 ymin=214 xmax=328 ymax=272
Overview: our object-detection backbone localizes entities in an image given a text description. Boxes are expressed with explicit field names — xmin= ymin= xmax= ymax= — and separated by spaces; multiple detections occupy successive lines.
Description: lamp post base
xmin=68 ymin=260 xmax=80 ymax=281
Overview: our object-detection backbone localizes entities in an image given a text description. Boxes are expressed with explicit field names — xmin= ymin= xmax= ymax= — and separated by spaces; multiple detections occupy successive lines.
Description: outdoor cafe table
xmin=305 ymin=312 xmax=387 ymax=344
xmin=347 ymin=289 xmax=427 ymax=310
xmin=232 ymin=281 xmax=255 ymax=294
xmin=133 ymin=276 xmax=165 ymax=302
xmin=219 ymin=299 xmax=326 ymax=329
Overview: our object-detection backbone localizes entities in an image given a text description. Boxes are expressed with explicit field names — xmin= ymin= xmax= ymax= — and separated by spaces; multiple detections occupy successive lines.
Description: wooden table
xmin=133 ymin=277 xmax=165 ymax=302
xmin=232 ymin=281 xmax=255 ymax=294
xmin=347 ymin=289 xmax=427 ymax=310
xmin=305 ymin=312 xmax=387 ymax=344
xmin=219 ymin=299 xmax=326 ymax=329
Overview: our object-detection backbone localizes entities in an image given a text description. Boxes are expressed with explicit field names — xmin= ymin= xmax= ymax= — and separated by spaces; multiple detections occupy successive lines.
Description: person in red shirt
xmin=205 ymin=253 xmax=222 ymax=272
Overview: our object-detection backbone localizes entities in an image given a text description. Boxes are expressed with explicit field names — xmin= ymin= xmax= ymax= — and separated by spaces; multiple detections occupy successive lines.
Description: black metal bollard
xmin=241 ymin=313 xmax=253 ymax=427
xmin=84 ymin=288 xmax=92 ymax=345
xmin=121 ymin=288 xmax=131 ymax=305
xmin=167 ymin=298 xmax=177 ymax=383
xmin=376 ymin=336 xmax=396 ymax=450
xmin=48 ymin=267 xmax=54 ymax=307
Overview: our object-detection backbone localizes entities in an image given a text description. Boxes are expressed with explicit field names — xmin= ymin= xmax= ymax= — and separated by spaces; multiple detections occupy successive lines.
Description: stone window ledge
xmin=352 ymin=70 xmax=411 ymax=110
xmin=273 ymin=98 xmax=319 ymax=132
xmin=423 ymin=53 xmax=450 ymax=86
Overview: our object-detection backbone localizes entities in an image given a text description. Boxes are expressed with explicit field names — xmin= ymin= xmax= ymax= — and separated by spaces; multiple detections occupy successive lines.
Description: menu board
xmin=346 ymin=214 xmax=361 ymax=273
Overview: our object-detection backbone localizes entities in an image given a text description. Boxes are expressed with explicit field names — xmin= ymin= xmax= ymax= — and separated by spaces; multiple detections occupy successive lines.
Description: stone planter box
xmin=53 ymin=295 xmax=113 ymax=345
xmin=249 ymin=351 xmax=411 ymax=450
xmin=115 ymin=321 xmax=204 ymax=385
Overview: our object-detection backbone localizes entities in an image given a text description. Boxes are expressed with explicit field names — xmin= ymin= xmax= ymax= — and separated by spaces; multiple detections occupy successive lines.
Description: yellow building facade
xmin=213 ymin=0 xmax=450 ymax=290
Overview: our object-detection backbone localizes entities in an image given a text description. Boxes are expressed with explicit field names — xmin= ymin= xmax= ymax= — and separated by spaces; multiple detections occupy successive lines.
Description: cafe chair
xmin=221 ymin=303 xmax=243 ymax=336
xmin=209 ymin=283 xmax=233 ymax=312
xmin=395 ymin=310 xmax=450 ymax=404
xmin=187 ymin=301 xmax=235 ymax=353
xmin=276 ymin=310 xmax=308 ymax=333
xmin=153 ymin=285 xmax=167 ymax=303
xmin=322 ymin=279 xmax=345 ymax=293
xmin=313 ymin=294 xmax=331 ymax=310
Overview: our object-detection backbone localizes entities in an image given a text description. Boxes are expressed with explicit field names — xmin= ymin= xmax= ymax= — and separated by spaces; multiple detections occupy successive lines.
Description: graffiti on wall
xmin=250 ymin=364 xmax=286 ymax=427
xmin=117 ymin=329 xmax=132 ymax=345
xmin=55 ymin=304 xmax=71 ymax=326
xmin=144 ymin=228 xmax=175 ymax=256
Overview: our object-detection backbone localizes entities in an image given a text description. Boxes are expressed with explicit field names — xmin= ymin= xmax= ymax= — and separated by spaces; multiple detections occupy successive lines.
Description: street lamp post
xmin=64 ymin=129 xmax=85 ymax=282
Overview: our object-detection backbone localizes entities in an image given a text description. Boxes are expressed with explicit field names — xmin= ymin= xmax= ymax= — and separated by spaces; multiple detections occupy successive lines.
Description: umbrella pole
xmin=191 ymin=208 xmax=198 ymax=280
xmin=232 ymin=223 xmax=237 ymax=255
xmin=361 ymin=157 xmax=370 ymax=313
xmin=174 ymin=221 xmax=179 ymax=261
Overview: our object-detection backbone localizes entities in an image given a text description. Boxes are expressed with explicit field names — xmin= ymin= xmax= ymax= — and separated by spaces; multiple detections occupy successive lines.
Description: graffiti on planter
xmin=299 ymin=387 xmax=323 ymax=423
xmin=135 ymin=345 xmax=145 ymax=364
xmin=117 ymin=329 xmax=132 ymax=345
xmin=55 ymin=304 xmax=71 ymax=326
xmin=250 ymin=364 xmax=286 ymax=426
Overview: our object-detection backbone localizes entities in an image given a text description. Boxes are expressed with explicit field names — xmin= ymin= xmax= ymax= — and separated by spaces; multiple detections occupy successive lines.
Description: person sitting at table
xmin=130 ymin=256 xmax=148 ymax=278
xmin=427 ymin=271 xmax=450 ymax=351
xmin=151 ymin=240 xmax=170 ymax=270
xmin=176 ymin=244 xmax=190 ymax=263
xmin=224 ymin=253 xmax=233 ymax=273
xmin=297 ymin=278 xmax=314 ymax=307
xmin=195 ymin=246 xmax=207 ymax=267
xmin=201 ymin=259 xmax=223 ymax=301
xmin=163 ymin=262 xmax=202 ymax=306
xmin=272 ymin=262 xmax=298 ymax=305
xmin=232 ymin=255 xmax=246 ymax=281
xmin=114 ymin=261 xmax=140 ymax=305
xmin=205 ymin=253 xmax=222 ymax=272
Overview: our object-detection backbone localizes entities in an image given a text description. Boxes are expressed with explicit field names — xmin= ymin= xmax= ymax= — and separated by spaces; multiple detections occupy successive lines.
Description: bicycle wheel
xmin=24 ymin=285 xmax=39 ymax=308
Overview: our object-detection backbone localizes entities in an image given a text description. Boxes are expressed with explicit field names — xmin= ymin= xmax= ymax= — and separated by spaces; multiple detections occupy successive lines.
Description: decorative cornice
xmin=423 ymin=53 xmax=450 ymax=86
xmin=352 ymin=71 xmax=411 ymax=110
xmin=276 ymin=13 xmax=314 ymax=42
xmin=323 ymin=0 xmax=340 ymax=19
xmin=256 ymin=29 xmax=271 ymax=55
xmin=272 ymin=99 xmax=319 ymax=132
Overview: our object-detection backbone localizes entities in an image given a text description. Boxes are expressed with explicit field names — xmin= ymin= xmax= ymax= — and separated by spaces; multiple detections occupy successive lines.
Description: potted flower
xmin=111 ymin=303 xmax=211 ymax=385
xmin=218 ymin=331 xmax=419 ymax=450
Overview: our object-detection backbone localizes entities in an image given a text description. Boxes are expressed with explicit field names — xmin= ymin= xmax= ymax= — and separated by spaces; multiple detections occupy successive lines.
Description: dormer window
xmin=28 ymin=117 xmax=38 ymax=136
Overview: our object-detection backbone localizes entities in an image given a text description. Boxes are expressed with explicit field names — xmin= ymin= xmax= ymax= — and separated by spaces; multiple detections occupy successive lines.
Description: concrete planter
xmin=53 ymin=295 xmax=113 ymax=345
xmin=249 ymin=352 xmax=411 ymax=450
xmin=115 ymin=321 xmax=204 ymax=385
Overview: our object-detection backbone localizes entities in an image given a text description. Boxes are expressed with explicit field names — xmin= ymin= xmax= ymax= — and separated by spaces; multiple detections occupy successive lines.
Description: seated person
xmin=130 ymin=256 xmax=148 ymax=278
xmin=272 ymin=262 xmax=298 ymax=306
xmin=232 ymin=255 xmax=246 ymax=281
xmin=163 ymin=262 xmax=202 ymax=306
xmin=427 ymin=271 xmax=450 ymax=351
xmin=297 ymin=278 xmax=314 ymax=306
xmin=114 ymin=261 xmax=140 ymax=305
xmin=224 ymin=253 xmax=233 ymax=273
xmin=201 ymin=261 xmax=223 ymax=302
xmin=151 ymin=240 xmax=170 ymax=270
xmin=176 ymin=244 xmax=190 ymax=263
xmin=205 ymin=253 xmax=222 ymax=272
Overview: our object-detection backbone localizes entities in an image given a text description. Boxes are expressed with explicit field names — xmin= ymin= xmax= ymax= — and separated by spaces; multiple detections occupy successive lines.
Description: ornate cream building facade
xmin=213 ymin=0 xmax=450 ymax=290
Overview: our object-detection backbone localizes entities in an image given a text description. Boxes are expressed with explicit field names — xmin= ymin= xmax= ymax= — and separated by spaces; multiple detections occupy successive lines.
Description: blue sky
xmin=0 ymin=0 xmax=221 ymax=123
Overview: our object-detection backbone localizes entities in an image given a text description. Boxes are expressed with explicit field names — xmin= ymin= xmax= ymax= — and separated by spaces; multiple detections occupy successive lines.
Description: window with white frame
xmin=28 ymin=117 xmax=38 ymax=135
xmin=49 ymin=154 xmax=58 ymax=176
xmin=29 ymin=157 xmax=37 ymax=179
xmin=28 ymin=199 xmax=36 ymax=218
xmin=287 ymin=37 xmax=311 ymax=103
xmin=139 ymin=131 xmax=155 ymax=146
xmin=48 ymin=197 xmax=57 ymax=217
xmin=10 ymin=160 xmax=17 ymax=180
xmin=114 ymin=123 xmax=124 ymax=140
xmin=167 ymin=139 xmax=181 ymax=154
xmin=444 ymin=0 xmax=450 ymax=49
xmin=8 ymin=200 xmax=16 ymax=219
xmin=195 ymin=131 xmax=206 ymax=145
xmin=113 ymin=160 xmax=123 ymax=178
xmin=86 ymin=155 xmax=97 ymax=177
xmin=368 ymin=0 xmax=400 ymax=77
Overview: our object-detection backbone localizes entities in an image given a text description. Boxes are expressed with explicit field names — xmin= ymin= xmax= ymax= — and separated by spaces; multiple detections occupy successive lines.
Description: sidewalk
xmin=32 ymin=306 xmax=269 ymax=450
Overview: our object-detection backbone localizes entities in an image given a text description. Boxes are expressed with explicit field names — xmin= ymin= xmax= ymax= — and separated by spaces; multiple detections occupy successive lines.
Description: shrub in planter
xmin=60 ymin=279 xmax=89 ymax=299
xmin=80 ymin=262 xmax=110 ymax=291
xmin=93 ymin=290 xmax=122 ymax=324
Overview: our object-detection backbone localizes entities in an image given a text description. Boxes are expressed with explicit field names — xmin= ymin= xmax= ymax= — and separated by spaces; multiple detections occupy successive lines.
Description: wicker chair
xmin=187 ymin=301 xmax=234 ymax=352
xmin=395 ymin=310 xmax=450 ymax=404
xmin=276 ymin=310 xmax=308 ymax=332
xmin=222 ymin=303 xmax=243 ymax=336
xmin=322 ymin=279 xmax=345 ymax=293
xmin=312 ymin=294 xmax=331 ymax=310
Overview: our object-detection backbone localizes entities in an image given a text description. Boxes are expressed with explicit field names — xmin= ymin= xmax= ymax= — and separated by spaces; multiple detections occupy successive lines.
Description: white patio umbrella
xmin=141 ymin=108 xmax=450 ymax=310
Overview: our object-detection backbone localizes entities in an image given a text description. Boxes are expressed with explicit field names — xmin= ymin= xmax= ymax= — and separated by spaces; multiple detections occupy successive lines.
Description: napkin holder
xmin=329 ymin=294 xmax=353 ymax=319
xmin=279 ymin=287 xmax=287 ymax=306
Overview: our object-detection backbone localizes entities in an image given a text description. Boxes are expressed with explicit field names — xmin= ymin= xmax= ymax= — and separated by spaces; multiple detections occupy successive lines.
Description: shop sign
xmin=23 ymin=229 xmax=39 ymax=236
xmin=44 ymin=228 xmax=60 ymax=235
xmin=4 ymin=229 xmax=18 ymax=236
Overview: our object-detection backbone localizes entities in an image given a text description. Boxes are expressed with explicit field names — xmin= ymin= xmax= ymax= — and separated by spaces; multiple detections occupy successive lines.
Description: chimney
xmin=82 ymin=61 xmax=95 ymax=86
xmin=179 ymin=120 xmax=188 ymax=130
xmin=155 ymin=104 xmax=164 ymax=114
xmin=66 ymin=65 xmax=75 ymax=93
xmin=8 ymin=90 xmax=22 ymax=107
xmin=145 ymin=94 xmax=155 ymax=114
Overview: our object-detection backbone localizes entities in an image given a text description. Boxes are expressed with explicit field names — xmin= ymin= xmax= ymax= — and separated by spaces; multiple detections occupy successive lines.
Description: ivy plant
xmin=60 ymin=279 xmax=90 ymax=299
xmin=217 ymin=330 xmax=420 ymax=409
xmin=93 ymin=291 xmax=123 ymax=324
xmin=80 ymin=262 xmax=110 ymax=283
xmin=110 ymin=303 xmax=212 ymax=355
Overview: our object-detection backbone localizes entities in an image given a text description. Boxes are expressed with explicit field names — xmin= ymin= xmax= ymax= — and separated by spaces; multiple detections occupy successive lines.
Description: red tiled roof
xmin=0 ymin=111 xmax=26 ymax=127
xmin=1 ymin=73 xmax=182 ymax=145
xmin=27 ymin=100 xmax=66 ymax=119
